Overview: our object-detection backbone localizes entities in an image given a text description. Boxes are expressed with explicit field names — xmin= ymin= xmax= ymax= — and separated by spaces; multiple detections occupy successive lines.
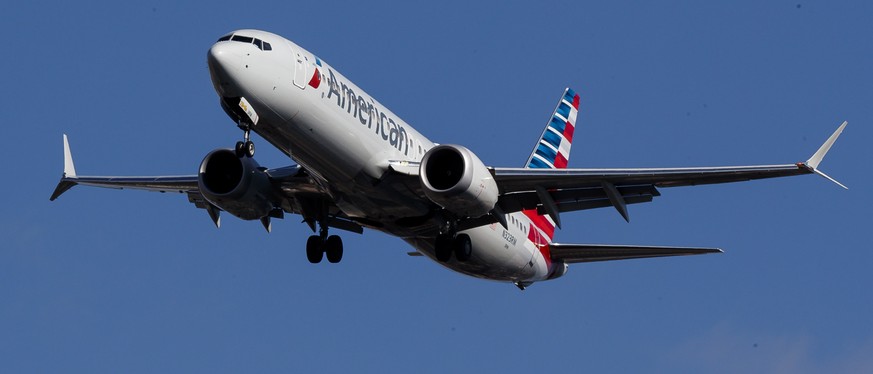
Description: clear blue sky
xmin=2 ymin=1 xmax=871 ymax=373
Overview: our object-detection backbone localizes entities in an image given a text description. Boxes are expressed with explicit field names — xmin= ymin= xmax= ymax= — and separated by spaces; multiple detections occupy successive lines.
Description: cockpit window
xmin=218 ymin=34 xmax=272 ymax=51
xmin=231 ymin=35 xmax=254 ymax=44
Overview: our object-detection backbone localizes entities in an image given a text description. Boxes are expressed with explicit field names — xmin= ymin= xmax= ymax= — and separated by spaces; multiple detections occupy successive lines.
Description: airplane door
xmin=292 ymin=49 xmax=307 ymax=89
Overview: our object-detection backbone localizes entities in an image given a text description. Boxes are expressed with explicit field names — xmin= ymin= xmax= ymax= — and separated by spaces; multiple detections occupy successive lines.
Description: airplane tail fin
xmin=522 ymin=88 xmax=580 ymax=240
xmin=524 ymin=87 xmax=580 ymax=169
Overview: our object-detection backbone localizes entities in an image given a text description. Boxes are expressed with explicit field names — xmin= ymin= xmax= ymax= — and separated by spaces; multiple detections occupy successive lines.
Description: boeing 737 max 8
xmin=51 ymin=29 xmax=846 ymax=289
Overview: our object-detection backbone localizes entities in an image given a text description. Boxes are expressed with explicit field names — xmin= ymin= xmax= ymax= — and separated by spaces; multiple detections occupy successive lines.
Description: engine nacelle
xmin=419 ymin=144 xmax=498 ymax=218
xmin=198 ymin=149 xmax=275 ymax=220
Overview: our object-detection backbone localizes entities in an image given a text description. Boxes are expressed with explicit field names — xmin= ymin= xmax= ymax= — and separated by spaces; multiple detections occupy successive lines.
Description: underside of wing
xmin=51 ymin=175 xmax=200 ymax=200
xmin=550 ymin=243 xmax=722 ymax=264
xmin=49 ymin=135 xmax=201 ymax=200
xmin=492 ymin=121 xmax=847 ymax=222
xmin=495 ymin=163 xmax=810 ymax=193
xmin=50 ymin=135 xmax=360 ymax=233
xmin=493 ymin=163 xmax=808 ymax=222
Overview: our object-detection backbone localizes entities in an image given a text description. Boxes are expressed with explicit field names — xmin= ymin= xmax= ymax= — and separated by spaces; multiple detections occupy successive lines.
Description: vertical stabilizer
xmin=524 ymin=88 xmax=580 ymax=169
xmin=522 ymin=88 xmax=581 ymax=241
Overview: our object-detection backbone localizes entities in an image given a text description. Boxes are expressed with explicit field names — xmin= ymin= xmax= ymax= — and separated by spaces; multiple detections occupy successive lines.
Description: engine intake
xmin=420 ymin=145 xmax=498 ymax=218
xmin=198 ymin=149 xmax=275 ymax=220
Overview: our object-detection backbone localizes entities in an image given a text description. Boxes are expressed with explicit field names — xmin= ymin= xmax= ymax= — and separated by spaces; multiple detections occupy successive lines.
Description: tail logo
xmin=526 ymin=88 xmax=580 ymax=169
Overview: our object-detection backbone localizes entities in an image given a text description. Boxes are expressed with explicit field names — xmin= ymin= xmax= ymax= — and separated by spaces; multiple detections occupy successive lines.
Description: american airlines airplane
xmin=50 ymin=29 xmax=846 ymax=289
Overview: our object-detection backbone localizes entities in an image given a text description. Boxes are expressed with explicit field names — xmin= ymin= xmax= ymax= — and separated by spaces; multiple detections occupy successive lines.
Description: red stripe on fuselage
xmin=523 ymin=209 xmax=555 ymax=240
xmin=540 ymin=242 xmax=552 ymax=269
xmin=526 ymin=220 xmax=552 ymax=268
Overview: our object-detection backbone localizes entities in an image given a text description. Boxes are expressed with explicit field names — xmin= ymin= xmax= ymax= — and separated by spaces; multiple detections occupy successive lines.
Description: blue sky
xmin=2 ymin=1 xmax=871 ymax=372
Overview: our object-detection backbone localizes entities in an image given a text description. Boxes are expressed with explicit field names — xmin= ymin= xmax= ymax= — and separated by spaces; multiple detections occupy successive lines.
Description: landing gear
xmin=453 ymin=234 xmax=472 ymax=262
xmin=435 ymin=234 xmax=453 ymax=262
xmin=235 ymin=140 xmax=255 ymax=158
xmin=305 ymin=222 xmax=344 ymax=264
xmin=306 ymin=235 xmax=323 ymax=263
xmin=234 ymin=121 xmax=255 ymax=158
xmin=434 ymin=233 xmax=473 ymax=262
xmin=325 ymin=235 xmax=343 ymax=263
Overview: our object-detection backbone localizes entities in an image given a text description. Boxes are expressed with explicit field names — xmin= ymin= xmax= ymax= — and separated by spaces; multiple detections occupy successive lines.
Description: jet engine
xmin=419 ymin=144 xmax=498 ymax=218
xmin=198 ymin=149 xmax=275 ymax=220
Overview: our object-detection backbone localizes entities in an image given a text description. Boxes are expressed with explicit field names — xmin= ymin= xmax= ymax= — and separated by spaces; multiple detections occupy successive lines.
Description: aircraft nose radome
xmin=207 ymin=43 xmax=242 ymax=74
xmin=207 ymin=43 xmax=244 ymax=97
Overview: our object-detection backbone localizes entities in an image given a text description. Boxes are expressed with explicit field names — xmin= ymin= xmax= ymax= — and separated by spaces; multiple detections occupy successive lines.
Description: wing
xmin=549 ymin=243 xmax=722 ymax=263
xmin=49 ymin=135 xmax=200 ymax=200
xmin=50 ymin=135 xmax=359 ymax=233
xmin=494 ymin=122 xmax=847 ymax=223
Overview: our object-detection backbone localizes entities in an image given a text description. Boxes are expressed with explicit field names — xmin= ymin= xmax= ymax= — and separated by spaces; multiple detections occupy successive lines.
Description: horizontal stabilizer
xmin=550 ymin=243 xmax=722 ymax=264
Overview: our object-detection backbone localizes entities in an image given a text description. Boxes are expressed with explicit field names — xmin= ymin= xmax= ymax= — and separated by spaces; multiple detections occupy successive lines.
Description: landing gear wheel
xmin=325 ymin=235 xmax=343 ymax=263
xmin=453 ymin=234 xmax=472 ymax=262
xmin=244 ymin=140 xmax=255 ymax=158
xmin=235 ymin=141 xmax=246 ymax=158
xmin=306 ymin=235 xmax=323 ymax=264
xmin=435 ymin=234 xmax=453 ymax=262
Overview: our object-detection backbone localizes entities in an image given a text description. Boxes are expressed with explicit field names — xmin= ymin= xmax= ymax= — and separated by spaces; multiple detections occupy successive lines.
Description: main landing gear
xmin=234 ymin=121 xmax=255 ymax=158
xmin=434 ymin=233 xmax=472 ymax=263
xmin=306 ymin=224 xmax=343 ymax=264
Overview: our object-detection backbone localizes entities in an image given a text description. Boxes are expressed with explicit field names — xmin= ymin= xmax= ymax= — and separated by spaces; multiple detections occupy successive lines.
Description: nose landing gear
xmin=234 ymin=121 xmax=255 ymax=158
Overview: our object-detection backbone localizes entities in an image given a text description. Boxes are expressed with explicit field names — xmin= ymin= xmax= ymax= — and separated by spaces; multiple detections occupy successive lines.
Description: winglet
xmin=63 ymin=134 xmax=77 ymax=178
xmin=806 ymin=121 xmax=846 ymax=170
xmin=50 ymin=134 xmax=79 ymax=201
xmin=803 ymin=121 xmax=847 ymax=189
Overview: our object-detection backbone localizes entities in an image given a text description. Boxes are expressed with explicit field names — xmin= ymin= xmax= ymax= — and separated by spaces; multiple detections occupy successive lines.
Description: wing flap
xmin=498 ymin=184 xmax=659 ymax=214
xmin=550 ymin=243 xmax=722 ymax=263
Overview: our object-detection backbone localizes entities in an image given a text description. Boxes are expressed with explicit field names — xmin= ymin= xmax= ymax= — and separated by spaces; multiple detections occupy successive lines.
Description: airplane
xmin=50 ymin=29 xmax=847 ymax=290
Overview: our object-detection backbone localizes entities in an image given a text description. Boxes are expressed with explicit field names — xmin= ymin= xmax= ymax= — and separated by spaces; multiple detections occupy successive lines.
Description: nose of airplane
xmin=207 ymin=42 xmax=244 ymax=96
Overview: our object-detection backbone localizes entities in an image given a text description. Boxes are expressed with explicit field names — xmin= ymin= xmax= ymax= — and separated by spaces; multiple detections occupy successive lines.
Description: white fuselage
xmin=207 ymin=30 xmax=558 ymax=284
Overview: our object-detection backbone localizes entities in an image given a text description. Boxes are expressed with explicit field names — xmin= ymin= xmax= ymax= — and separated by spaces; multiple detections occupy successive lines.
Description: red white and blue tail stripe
xmin=522 ymin=88 xmax=580 ymax=242
xmin=524 ymin=88 xmax=580 ymax=169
